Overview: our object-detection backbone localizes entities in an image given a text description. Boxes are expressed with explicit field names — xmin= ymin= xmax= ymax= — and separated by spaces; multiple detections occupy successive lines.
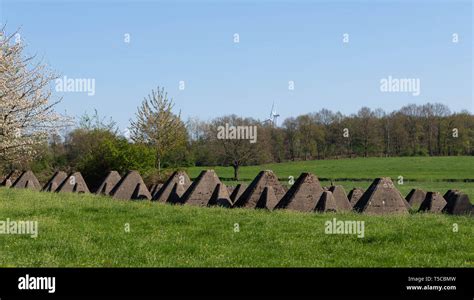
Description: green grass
xmin=188 ymin=156 xmax=474 ymax=180
xmin=0 ymin=188 xmax=473 ymax=267
xmin=186 ymin=156 xmax=474 ymax=200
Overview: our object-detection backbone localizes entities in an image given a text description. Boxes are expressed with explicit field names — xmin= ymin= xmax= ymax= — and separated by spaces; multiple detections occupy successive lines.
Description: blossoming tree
xmin=0 ymin=28 xmax=64 ymax=165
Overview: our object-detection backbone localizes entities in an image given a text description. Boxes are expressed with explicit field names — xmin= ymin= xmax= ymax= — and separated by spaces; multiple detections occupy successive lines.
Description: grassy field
xmin=0 ymin=156 xmax=473 ymax=267
xmin=186 ymin=156 xmax=474 ymax=180
xmin=186 ymin=156 xmax=474 ymax=200
xmin=0 ymin=188 xmax=473 ymax=267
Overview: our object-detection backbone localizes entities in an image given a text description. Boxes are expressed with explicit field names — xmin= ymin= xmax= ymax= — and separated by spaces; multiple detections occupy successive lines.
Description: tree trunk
xmin=233 ymin=163 xmax=239 ymax=181
xmin=156 ymin=156 xmax=161 ymax=175
xmin=364 ymin=138 xmax=369 ymax=158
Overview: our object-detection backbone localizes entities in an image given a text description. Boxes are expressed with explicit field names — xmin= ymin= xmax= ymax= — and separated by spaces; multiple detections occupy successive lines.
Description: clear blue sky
xmin=1 ymin=0 xmax=472 ymax=131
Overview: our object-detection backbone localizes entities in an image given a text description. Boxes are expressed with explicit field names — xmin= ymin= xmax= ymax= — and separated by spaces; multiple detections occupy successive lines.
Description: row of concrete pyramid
xmin=0 ymin=170 xmax=149 ymax=200
xmin=1 ymin=170 xmax=91 ymax=193
xmin=1 ymin=169 xmax=472 ymax=215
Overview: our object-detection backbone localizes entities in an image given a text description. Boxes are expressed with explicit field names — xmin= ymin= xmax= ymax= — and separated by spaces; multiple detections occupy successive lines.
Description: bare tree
xmin=282 ymin=117 xmax=300 ymax=161
xmin=129 ymin=87 xmax=187 ymax=173
xmin=209 ymin=115 xmax=260 ymax=180
xmin=400 ymin=104 xmax=423 ymax=155
xmin=186 ymin=116 xmax=208 ymax=141
xmin=355 ymin=107 xmax=380 ymax=157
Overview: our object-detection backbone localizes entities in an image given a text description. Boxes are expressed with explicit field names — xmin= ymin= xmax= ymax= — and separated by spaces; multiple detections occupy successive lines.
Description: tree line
xmin=187 ymin=103 xmax=473 ymax=179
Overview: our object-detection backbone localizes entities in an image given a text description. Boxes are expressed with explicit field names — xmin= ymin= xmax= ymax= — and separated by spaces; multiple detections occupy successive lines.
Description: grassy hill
xmin=0 ymin=188 xmax=473 ymax=267
xmin=186 ymin=156 xmax=474 ymax=200
xmin=0 ymin=156 xmax=473 ymax=267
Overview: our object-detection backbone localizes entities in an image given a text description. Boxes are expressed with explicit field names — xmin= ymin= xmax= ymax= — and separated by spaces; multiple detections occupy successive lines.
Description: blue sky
xmin=1 ymin=0 xmax=472 ymax=131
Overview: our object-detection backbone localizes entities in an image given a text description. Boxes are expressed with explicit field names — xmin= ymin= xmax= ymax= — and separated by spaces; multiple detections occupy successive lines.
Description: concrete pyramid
xmin=347 ymin=188 xmax=364 ymax=206
xmin=418 ymin=192 xmax=447 ymax=213
xmin=208 ymin=183 xmax=233 ymax=207
xmin=12 ymin=171 xmax=41 ymax=190
xmin=227 ymin=185 xmax=235 ymax=195
xmin=149 ymin=183 xmax=163 ymax=198
xmin=443 ymin=189 xmax=459 ymax=202
xmin=110 ymin=171 xmax=151 ymax=200
xmin=229 ymin=184 xmax=247 ymax=203
xmin=442 ymin=191 xmax=472 ymax=215
xmin=165 ymin=182 xmax=187 ymax=203
xmin=95 ymin=171 xmax=121 ymax=195
xmin=56 ymin=172 xmax=90 ymax=193
xmin=405 ymin=189 xmax=427 ymax=207
xmin=2 ymin=178 xmax=12 ymax=188
xmin=255 ymin=186 xmax=279 ymax=210
xmin=353 ymin=177 xmax=409 ymax=214
xmin=178 ymin=170 xmax=230 ymax=207
xmin=274 ymin=173 xmax=324 ymax=212
xmin=315 ymin=191 xmax=337 ymax=212
xmin=233 ymin=170 xmax=286 ymax=210
xmin=153 ymin=171 xmax=191 ymax=202
xmin=42 ymin=171 xmax=68 ymax=192
xmin=328 ymin=185 xmax=352 ymax=211
xmin=1 ymin=170 xmax=21 ymax=187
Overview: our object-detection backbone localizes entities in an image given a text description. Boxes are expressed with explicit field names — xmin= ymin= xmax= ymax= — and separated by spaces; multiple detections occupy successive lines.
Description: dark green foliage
xmin=77 ymin=135 xmax=155 ymax=191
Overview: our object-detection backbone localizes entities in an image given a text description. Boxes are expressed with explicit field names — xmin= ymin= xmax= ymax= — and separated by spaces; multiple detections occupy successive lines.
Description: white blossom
xmin=0 ymin=28 xmax=68 ymax=164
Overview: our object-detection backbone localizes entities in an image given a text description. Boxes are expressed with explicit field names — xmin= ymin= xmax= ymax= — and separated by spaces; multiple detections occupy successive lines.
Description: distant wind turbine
xmin=265 ymin=102 xmax=280 ymax=127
